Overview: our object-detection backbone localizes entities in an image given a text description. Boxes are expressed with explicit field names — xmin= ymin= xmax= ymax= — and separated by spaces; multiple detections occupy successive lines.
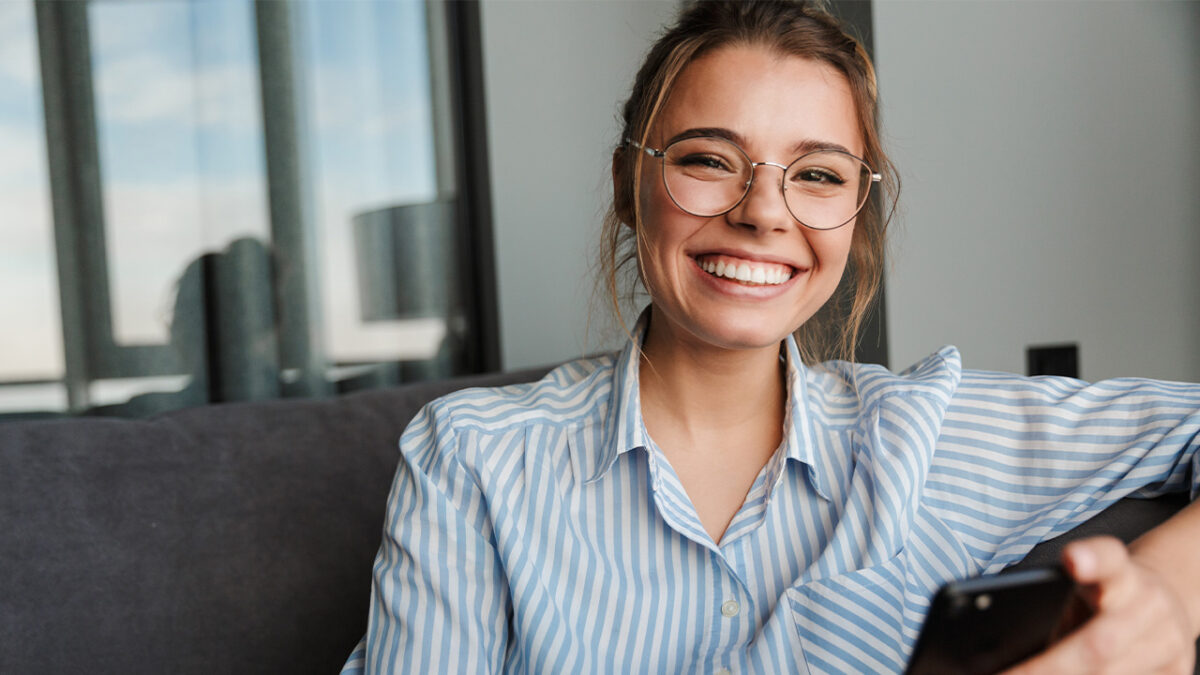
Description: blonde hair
xmin=600 ymin=0 xmax=898 ymax=364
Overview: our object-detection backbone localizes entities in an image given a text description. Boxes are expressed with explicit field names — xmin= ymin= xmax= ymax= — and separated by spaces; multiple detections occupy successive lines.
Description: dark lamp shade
xmin=352 ymin=200 xmax=459 ymax=321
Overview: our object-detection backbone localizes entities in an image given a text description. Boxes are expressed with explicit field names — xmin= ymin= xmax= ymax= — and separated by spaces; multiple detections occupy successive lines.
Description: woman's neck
xmin=638 ymin=316 xmax=787 ymax=450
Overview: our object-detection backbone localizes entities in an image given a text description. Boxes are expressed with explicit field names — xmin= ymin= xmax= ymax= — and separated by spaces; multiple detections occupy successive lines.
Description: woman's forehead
xmin=654 ymin=44 xmax=864 ymax=157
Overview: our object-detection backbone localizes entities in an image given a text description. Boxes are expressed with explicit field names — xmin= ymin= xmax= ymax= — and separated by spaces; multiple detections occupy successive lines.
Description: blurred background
xmin=1 ymin=0 xmax=1196 ymax=420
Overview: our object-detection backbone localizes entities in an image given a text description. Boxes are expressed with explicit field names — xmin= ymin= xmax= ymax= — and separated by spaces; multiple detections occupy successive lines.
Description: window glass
xmin=0 ymin=0 xmax=66 ymax=412
xmin=298 ymin=0 xmax=447 ymax=366
xmin=89 ymin=0 xmax=268 ymax=346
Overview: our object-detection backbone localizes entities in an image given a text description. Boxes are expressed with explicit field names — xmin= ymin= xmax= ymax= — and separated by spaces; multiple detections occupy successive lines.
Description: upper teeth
xmin=697 ymin=256 xmax=793 ymax=285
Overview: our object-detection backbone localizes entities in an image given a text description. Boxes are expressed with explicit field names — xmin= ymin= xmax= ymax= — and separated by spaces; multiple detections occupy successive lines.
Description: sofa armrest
xmin=1010 ymin=493 xmax=1191 ymax=569
xmin=1008 ymin=493 xmax=1198 ymax=673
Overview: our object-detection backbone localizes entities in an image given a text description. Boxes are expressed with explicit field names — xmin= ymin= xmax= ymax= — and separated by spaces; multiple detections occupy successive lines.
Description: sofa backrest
xmin=0 ymin=367 xmax=549 ymax=675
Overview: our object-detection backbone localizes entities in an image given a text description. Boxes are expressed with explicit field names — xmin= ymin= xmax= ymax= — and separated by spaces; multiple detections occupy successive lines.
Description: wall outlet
xmin=1026 ymin=344 xmax=1079 ymax=379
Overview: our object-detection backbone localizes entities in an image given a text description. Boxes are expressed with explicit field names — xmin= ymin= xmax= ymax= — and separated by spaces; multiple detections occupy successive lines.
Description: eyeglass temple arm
xmin=624 ymin=138 xmax=664 ymax=158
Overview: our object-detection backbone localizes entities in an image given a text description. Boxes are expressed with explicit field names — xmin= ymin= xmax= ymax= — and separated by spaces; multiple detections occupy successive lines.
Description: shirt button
xmin=715 ymin=668 xmax=732 ymax=675
xmin=720 ymin=599 xmax=740 ymax=618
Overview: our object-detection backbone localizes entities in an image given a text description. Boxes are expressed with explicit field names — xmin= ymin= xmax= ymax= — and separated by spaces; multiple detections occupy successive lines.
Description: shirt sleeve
xmin=926 ymin=371 xmax=1200 ymax=572
xmin=350 ymin=400 xmax=511 ymax=673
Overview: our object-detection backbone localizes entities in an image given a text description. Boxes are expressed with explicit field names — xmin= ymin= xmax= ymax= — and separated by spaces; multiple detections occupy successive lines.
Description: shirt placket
xmin=706 ymin=540 xmax=760 ymax=675
xmin=644 ymin=449 xmax=768 ymax=675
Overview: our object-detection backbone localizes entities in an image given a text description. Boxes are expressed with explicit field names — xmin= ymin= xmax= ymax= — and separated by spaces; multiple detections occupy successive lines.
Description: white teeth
xmin=698 ymin=257 xmax=793 ymax=286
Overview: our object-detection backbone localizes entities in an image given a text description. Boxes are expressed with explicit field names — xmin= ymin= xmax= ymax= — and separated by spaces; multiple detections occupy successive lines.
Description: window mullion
xmin=253 ymin=0 xmax=329 ymax=398
xmin=34 ymin=0 xmax=108 ymax=410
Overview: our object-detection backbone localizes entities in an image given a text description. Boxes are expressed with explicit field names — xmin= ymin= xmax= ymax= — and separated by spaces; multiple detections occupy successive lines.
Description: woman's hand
xmin=1001 ymin=536 xmax=1195 ymax=675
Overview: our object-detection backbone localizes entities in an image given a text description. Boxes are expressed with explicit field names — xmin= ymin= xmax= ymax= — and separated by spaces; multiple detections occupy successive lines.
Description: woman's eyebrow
xmin=665 ymin=127 xmax=746 ymax=146
xmin=665 ymin=127 xmax=856 ymax=156
xmin=791 ymin=138 xmax=855 ymax=156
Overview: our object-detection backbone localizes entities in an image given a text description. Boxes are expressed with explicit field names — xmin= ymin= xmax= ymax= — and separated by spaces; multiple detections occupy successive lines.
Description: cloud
xmin=88 ymin=2 xmax=186 ymax=56
xmin=0 ymin=186 xmax=51 ymax=256
xmin=0 ymin=122 xmax=47 ymax=187
xmin=0 ymin=3 xmax=38 ymax=89
xmin=0 ymin=271 xmax=62 ymax=381
xmin=0 ymin=178 xmax=61 ymax=381
xmin=94 ymin=54 xmax=261 ymax=131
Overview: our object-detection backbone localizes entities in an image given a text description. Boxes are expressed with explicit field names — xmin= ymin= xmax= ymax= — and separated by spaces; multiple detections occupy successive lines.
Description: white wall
xmin=480 ymin=0 xmax=677 ymax=370
xmin=874 ymin=1 xmax=1200 ymax=381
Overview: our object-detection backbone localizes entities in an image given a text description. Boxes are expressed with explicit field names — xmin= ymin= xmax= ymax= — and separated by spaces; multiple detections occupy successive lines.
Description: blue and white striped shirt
xmin=342 ymin=325 xmax=1200 ymax=674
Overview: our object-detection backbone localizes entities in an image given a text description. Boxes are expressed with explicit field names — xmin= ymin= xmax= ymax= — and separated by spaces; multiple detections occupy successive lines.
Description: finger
xmin=1062 ymin=536 xmax=1140 ymax=610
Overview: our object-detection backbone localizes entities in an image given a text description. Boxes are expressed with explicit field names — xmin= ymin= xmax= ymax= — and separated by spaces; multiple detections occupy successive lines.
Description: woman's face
xmin=635 ymin=44 xmax=862 ymax=355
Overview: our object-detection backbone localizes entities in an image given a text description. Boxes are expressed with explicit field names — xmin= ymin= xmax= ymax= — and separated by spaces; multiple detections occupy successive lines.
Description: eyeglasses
xmin=626 ymin=136 xmax=881 ymax=230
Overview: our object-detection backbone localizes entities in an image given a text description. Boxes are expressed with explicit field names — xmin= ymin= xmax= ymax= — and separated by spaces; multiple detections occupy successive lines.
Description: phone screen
xmin=905 ymin=567 xmax=1075 ymax=675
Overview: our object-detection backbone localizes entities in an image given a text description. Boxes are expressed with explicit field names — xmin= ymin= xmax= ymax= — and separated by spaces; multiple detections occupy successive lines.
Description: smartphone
xmin=905 ymin=566 xmax=1076 ymax=675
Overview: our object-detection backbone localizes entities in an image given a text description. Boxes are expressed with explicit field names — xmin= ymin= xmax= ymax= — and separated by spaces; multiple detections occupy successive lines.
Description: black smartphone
xmin=905 ymin=566 xmax=1076 ymax=675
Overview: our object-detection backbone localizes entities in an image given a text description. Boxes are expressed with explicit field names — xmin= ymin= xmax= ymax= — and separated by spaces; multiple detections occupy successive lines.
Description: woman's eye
xmin=794 ymin=167 xmax=845 ymax=184
xmin=679 ymin=154 xmax=733 ymax=171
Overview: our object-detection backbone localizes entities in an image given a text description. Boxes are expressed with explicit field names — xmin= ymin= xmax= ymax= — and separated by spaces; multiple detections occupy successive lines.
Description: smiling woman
xmin=343 ymin=2 xmax=1200 ymax=674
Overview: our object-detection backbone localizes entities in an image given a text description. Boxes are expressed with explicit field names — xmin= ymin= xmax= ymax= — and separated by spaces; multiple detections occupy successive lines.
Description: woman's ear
xmin=612 ymin=149 xmax=634 ymax=228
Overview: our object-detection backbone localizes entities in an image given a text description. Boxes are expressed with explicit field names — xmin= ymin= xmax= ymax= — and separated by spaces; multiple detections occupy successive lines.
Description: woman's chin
xmin=674 ymin=318 xmax=799 ymax=355
xmin=646 ymin=294 xmax=820 ymax=356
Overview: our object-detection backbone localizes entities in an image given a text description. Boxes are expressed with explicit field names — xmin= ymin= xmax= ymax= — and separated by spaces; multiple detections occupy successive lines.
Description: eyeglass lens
xmin=660 ymin=136 xmax=872 ymax=229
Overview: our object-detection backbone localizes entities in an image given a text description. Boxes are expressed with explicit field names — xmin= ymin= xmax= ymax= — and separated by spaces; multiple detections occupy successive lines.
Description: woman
xmin=344 ymin=2 xmax=1200 ymax=672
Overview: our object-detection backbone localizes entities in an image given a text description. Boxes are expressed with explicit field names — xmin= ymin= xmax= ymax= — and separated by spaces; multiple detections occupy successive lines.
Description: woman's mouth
xmin=693 ymin=254 xmax=796 ymax=286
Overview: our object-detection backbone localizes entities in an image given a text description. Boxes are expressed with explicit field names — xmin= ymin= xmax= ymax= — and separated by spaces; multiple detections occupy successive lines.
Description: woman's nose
xmin=726 ymin=163 xmax=794 ymax=233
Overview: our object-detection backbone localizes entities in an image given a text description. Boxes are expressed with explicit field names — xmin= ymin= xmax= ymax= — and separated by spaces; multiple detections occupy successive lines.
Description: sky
xmin=0 ymin=0 xmax=444 ymax=398
xmin=0 ymin=0 xmax=60 ymax=383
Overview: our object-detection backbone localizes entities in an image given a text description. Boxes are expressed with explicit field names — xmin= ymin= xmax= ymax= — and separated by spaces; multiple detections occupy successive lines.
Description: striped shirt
xmin=342 ymin=323 xmax=1200 ymax=674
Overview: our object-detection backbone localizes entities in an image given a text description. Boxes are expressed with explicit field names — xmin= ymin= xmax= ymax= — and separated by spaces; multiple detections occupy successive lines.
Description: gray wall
xmin=480 ymin=0 xmax=676 ymax=370
xmin=875 ymin=1 xmax=1200 ymax=381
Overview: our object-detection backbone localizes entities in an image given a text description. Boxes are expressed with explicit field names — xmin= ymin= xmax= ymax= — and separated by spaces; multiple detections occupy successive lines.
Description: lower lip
xmin=690 ymin=258 xmax=807 ymax=299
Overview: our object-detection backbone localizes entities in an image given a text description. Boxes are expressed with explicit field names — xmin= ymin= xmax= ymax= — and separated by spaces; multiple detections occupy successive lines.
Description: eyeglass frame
xmin=624 ymin=136 xmax=882 ymax=231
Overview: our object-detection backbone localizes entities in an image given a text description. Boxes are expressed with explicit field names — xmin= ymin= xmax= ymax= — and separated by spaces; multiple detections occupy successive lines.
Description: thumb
xmin=1062 ymin=536 xmax=1135 ymax=609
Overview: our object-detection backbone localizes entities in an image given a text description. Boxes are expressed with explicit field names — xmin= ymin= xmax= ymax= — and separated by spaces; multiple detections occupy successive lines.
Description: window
xmin=1 ymin=0 xmax=497 ymax=420
xmin=0 ymin=1 xmax=64 ymax=414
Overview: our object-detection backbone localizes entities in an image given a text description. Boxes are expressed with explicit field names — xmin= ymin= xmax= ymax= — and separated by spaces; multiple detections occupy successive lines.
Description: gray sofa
xmin=0 ymin=367 xmax=1191 ymax=674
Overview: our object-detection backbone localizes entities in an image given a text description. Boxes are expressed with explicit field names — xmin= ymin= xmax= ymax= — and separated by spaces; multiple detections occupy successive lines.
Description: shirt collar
xmin=774 ymin=333 xmax=832 ymax=500
xmin=580 ymin=312 xmax=964 ymax=505
xmin=584 ymin=310 xmax=652 ymax=484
